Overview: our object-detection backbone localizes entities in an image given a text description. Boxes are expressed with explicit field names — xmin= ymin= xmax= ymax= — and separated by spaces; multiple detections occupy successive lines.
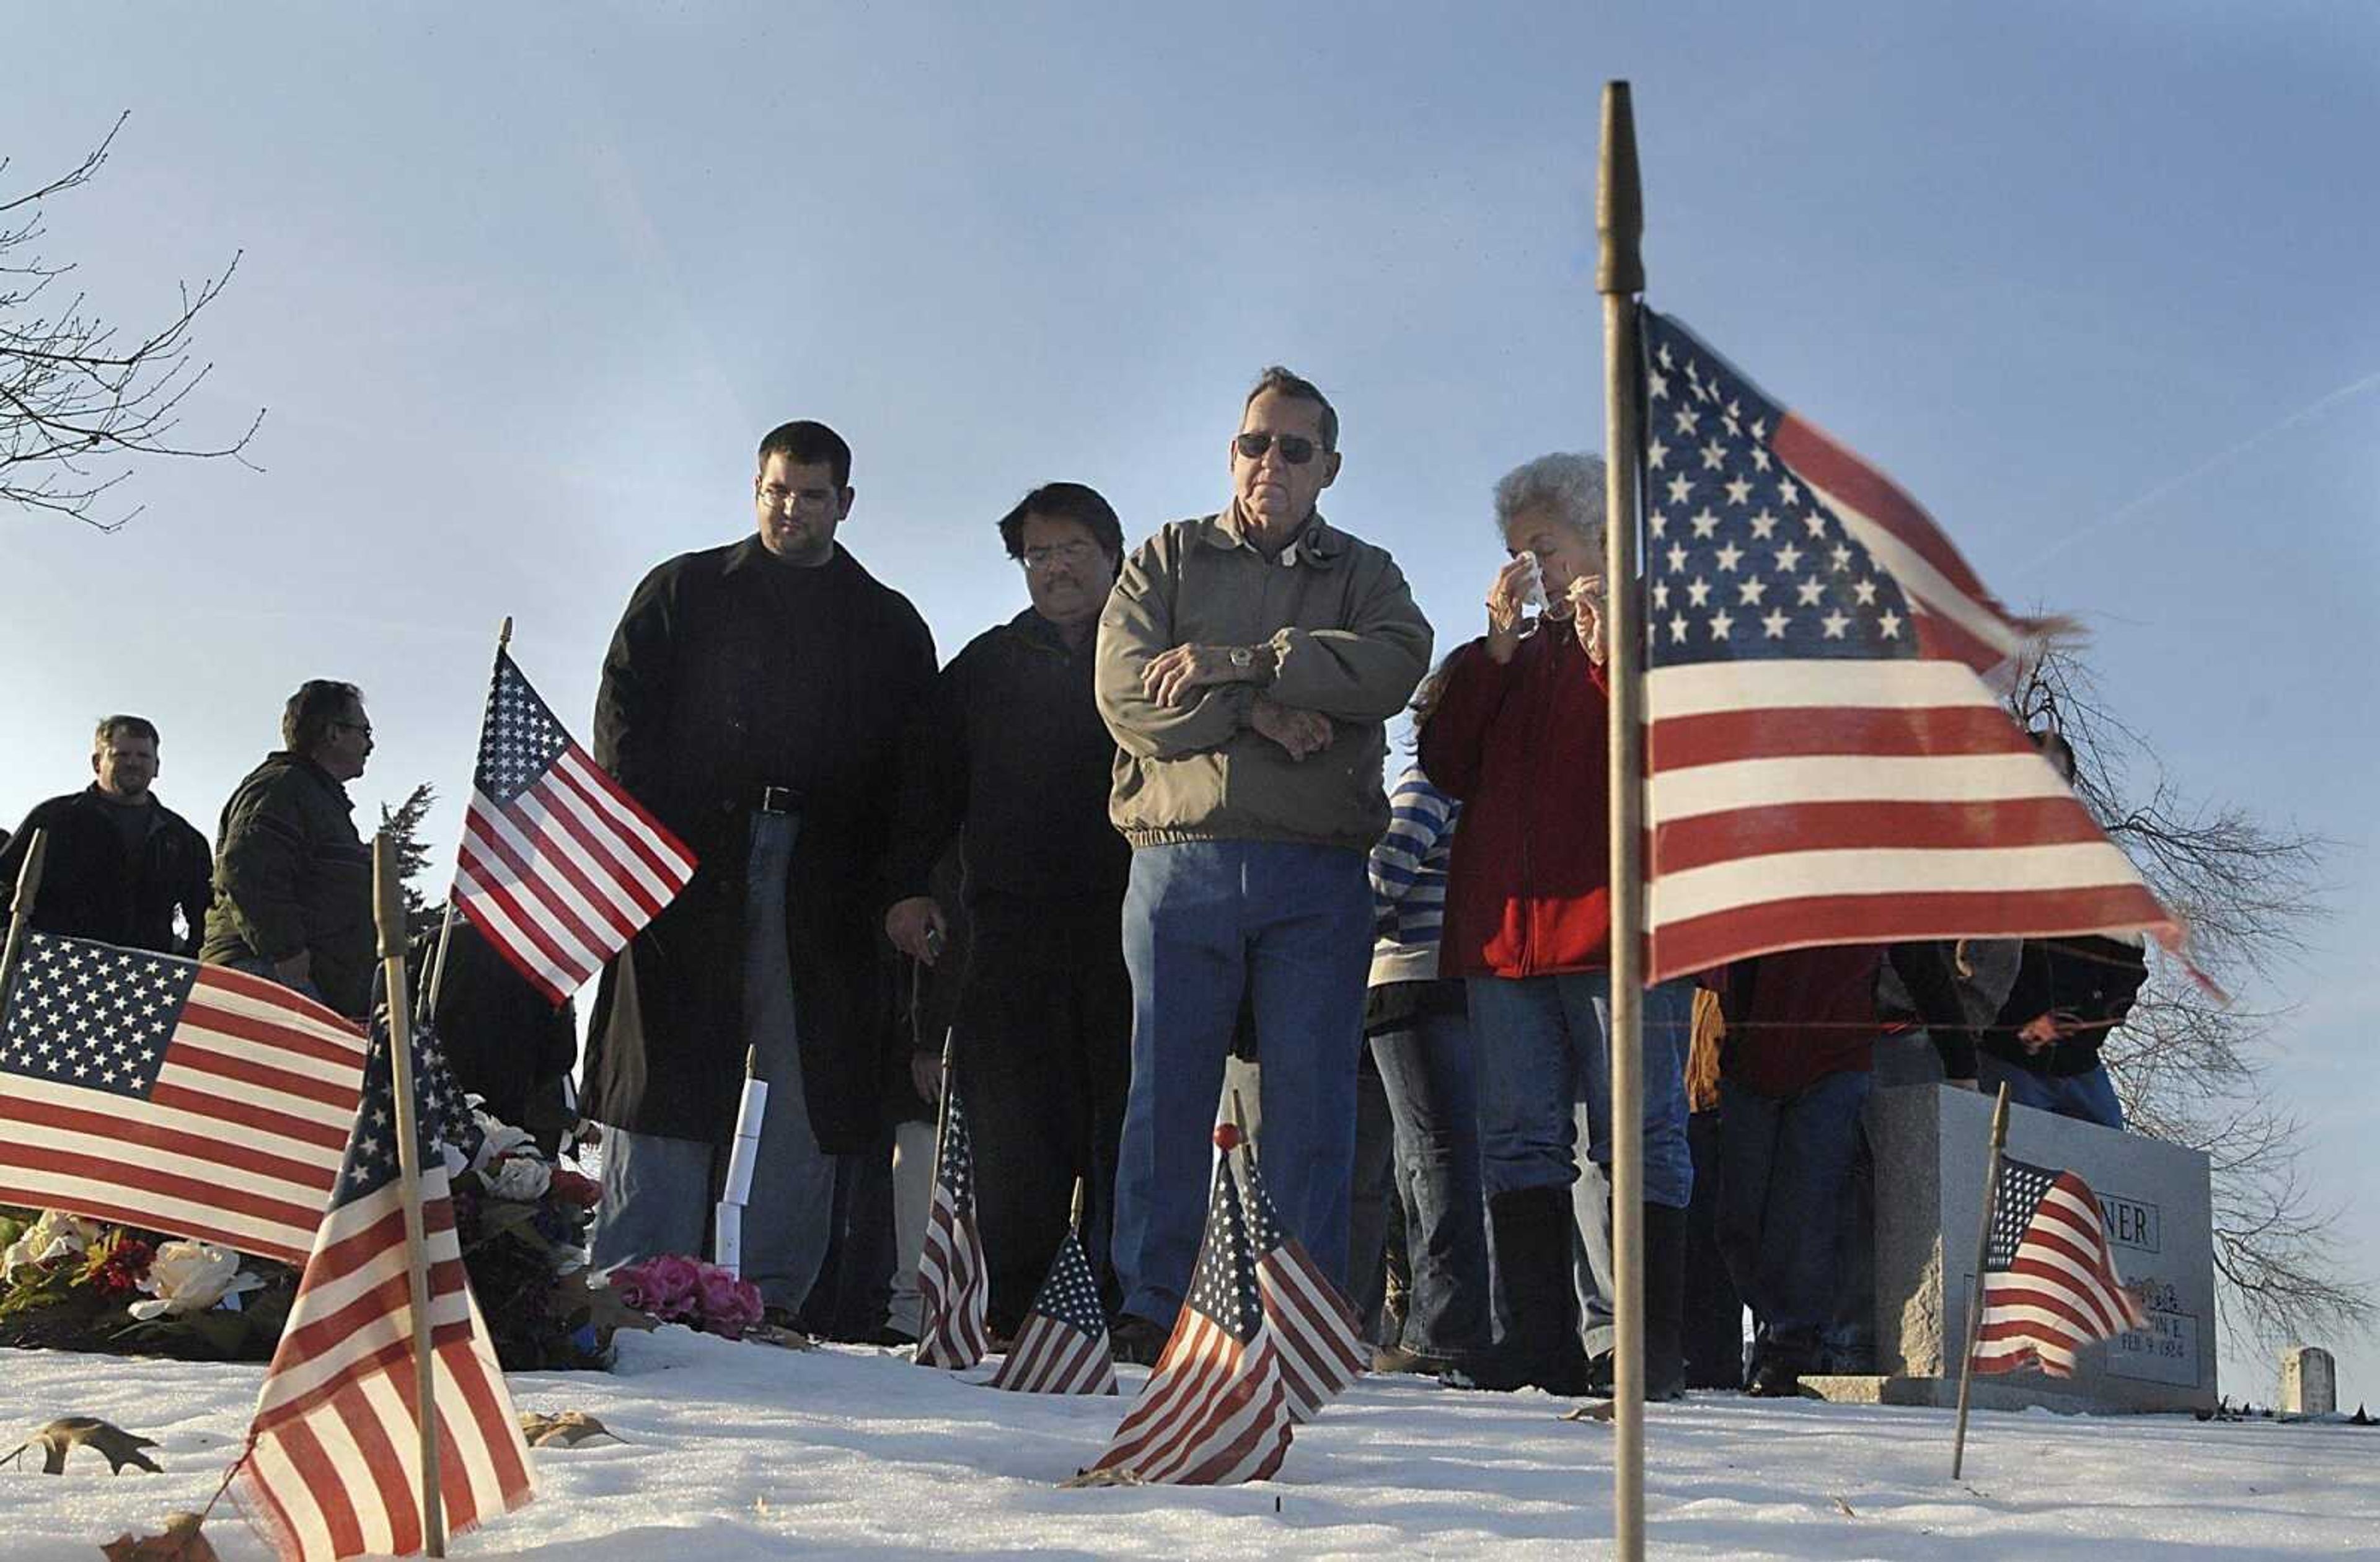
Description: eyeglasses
xmin=1233 ymin=431 xmax=1320 ymax=466
xmin=332 ymin=719 xmax=373 ymax=739
xmin=1020 ymin=541 xmax=1103 ymax=572
xmin=759 ymin=482 xmax=836 ymax=510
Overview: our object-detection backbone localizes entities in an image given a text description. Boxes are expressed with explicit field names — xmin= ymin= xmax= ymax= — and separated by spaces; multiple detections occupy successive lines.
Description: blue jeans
xmin=1716 ymin=1069 xmax=1872 ymax=1366
xmin=1112 ymin=841 xmax=1372 ymax=1326
xmin=1369 ymin=1005 xmax=1491 ymax=1359
xmin=1980 ymin=1054 xmax=2123 ymax=1129
xmin=591 ymin=811 xmax=838 ymax=1310
xmin=1470 ymin=973 xmax=1694 ymax=1356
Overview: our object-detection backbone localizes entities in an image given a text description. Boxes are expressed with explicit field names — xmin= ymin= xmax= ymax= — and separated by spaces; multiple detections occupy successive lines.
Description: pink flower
xmin=615 ymin=1253 xmax=701 ymax=1320
xmin=694 ymin=1265 xmax=764 ymax=1339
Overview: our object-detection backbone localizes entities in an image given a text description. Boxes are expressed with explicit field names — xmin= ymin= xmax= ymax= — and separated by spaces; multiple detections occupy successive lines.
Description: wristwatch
xmin=1229 ymin=644 xmax=1278 ymax=683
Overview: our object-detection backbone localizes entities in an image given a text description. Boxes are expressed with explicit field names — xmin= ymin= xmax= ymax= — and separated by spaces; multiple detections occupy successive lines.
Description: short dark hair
xmin=995 ymin=482 xmax=1125 ymax=570
xmin=1243 ymin=364 xmax=1339 ymax=454
xmin=284 ymin=680 xmax=363 ymax=753
xmin=92 ymin=714 xmax=159 ymax=751
xmin=756 ymin=420 xmax=853 ymax=489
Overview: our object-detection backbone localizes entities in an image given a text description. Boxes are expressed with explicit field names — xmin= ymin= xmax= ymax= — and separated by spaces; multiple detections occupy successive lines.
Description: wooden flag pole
xmin=0 ymin=829 xmax=48 ymax=1033
xmin=1950 ymin=1082 xmax=2014 ymax=1480
xmin=1069 ymin=1175 xmax=1087 ymax=1238
xmin=1597 ymin=78 xmax=1651 ymax=1562
xmin=374 ymin=832 xmax=447 ymax=1556
xmin=418 ymin=616 xmax=514 ymax=1026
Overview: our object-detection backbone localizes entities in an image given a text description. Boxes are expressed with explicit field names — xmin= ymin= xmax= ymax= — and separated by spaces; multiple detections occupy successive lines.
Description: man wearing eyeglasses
xmin=1096 ymin=366 xmax=1433 ymax=1359
xmin=583 ymin=420 xmax=938 ymax=1328
xmin=200 ymin=680 xmax=377 ymax=1019
xmin=882 ymin=481 xmax=1132 ymax=1339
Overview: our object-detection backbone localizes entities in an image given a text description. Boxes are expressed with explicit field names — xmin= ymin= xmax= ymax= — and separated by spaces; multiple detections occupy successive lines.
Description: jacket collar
xmin=720 ymin=534 xmax=850 ymax=579
xmin=1196 ymin=505 xmax=1347 ymax=569
xmin=268 ymin=751 xmax=355 ymax=809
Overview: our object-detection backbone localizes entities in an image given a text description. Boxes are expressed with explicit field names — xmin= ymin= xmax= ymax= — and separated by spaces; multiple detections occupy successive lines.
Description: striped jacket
xmin=1368 ymin=765 xmax=1461 ymax=987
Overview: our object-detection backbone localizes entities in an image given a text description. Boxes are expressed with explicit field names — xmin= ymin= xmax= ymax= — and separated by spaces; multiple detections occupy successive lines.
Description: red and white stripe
xmin=456 ymin=745 xmax=694 ymax=1005
xmin=1088 ymin=1311 xmax=1291 ymax=1485
xmin=0 ymin=963 xmax=364 ymax=1264
xmin=1973 ymin=1172 xmax=2149 ymax=1379
xmin=989 ymin=1312 xmax=1119 ymax=1397
xmin=1646 ymin=658 xmax=2177 ymax=984
xmin=234 ymin=1168 xmax=535 ymax=1561
xmin=915 ymin=1172 xmax=989 ymax=1370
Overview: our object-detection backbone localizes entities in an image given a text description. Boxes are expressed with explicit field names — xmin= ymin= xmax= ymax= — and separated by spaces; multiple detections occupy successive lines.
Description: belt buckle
xmin=759 ymin=784 xmax=793 ymax=815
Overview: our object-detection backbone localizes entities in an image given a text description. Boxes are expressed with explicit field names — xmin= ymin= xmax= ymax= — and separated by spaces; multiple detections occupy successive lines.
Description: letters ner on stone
xmin=1807 ymin=1083 xmax=2218 ymax=1414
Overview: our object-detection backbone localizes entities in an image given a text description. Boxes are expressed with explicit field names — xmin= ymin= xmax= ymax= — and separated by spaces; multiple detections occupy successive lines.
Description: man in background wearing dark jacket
xmin=584 ymin=419 xmax=937 ymax=1322
xmin=200 ymin=681 xmax=377 ymax=1018
xmin=0 ymin=715 xmax=212 ymax=956
xmin=884 ymin=481 xmax=1132 ymax=1335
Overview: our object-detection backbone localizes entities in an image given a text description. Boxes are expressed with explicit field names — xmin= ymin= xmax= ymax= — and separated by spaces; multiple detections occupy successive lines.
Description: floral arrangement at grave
xmin=0 ymin=1100 xmax=647 ymax=1368
xmin=609 ymin=1253 xmax=765 ymax=1341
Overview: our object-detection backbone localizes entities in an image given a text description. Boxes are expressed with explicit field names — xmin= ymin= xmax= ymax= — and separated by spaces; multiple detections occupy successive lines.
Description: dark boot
xmin=1451 ymin=1188 xmax=1593 ymax=1395
xmin=1644 ymin=1201 xmax=1688 ymax=1402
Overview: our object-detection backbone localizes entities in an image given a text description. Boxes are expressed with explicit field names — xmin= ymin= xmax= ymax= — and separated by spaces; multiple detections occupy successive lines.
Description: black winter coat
xmin=0 ymin=787 xmax=213 ymax=955
xmin=583 ymin=537 xmax=936 ymax=1149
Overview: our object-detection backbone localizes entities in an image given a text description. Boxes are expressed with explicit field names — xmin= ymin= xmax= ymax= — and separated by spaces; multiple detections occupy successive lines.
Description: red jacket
xmin=1419 ymin=628 xmax=1613 ymax=979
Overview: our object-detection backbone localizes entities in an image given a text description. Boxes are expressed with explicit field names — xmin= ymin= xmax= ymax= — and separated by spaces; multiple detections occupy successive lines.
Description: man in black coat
xmin=584 ymin=419 xmax=937 ymax=1317
xmin=0 ymin=715 xmax=213 ymax=955
xmin=884 ymin=482 xmax=1134 ymax=1335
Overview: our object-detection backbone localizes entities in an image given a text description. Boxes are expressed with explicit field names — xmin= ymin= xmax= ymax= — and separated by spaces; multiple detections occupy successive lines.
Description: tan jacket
xmin=1096 ymin=508 xmax=1432 ymax=853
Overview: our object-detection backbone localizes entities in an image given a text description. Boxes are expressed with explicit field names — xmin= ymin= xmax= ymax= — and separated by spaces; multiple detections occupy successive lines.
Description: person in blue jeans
xmin=1421 ymin=451 xmax=1697 ymax=1398
xmin=1095 ymin=367 xmax=1432 ymax=1360
xmin=1362 ymin=703 xmax=1494 ymax=1376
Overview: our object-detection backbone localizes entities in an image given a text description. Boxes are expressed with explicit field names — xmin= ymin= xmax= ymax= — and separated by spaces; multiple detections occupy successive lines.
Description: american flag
xmin=0 ymin=932 xmax=367 ymax=1265
xmin=232 ymin=1014 xmax=535 ymax=1561
xmin=454 ymin=648 xmax=695 ymax=1004
xmin=1085 ymin=1147 xmax=1294 ymax=1486
xmin=1238 ymin=1139 xmax=1365 ymax=1423
xmin=1636 ymin=311 xmax=2180 ymax=982
xmin=987 ymin=1226 xmax=1118 ymax=1396
xmin=914 ymin=1067 xmax=989 ymax=1370
xmin=1971 ymin=1155 xmax=2148 ymax=1379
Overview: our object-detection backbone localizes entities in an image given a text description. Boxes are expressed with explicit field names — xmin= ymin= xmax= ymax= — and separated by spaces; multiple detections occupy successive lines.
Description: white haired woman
xmin=1419 ymin=452 xmax=1695 ymax=1400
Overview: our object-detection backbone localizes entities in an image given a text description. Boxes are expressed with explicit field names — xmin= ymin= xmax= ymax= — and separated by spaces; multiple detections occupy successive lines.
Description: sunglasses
xmin=1233 ymin=431 xmax=1320 ymax=466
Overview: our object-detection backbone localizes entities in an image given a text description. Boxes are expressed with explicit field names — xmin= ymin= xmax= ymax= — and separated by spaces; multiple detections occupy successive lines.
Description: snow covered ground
xmin=4 ymin=1327 xmax=2373 ymax=1560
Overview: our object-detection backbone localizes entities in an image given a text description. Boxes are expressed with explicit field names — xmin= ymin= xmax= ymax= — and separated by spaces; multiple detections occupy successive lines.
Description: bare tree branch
xmin=2009 ymin=643 xmax=2370 ymax=1354
xmin=1 ymin=113 xmax=264 ymax=531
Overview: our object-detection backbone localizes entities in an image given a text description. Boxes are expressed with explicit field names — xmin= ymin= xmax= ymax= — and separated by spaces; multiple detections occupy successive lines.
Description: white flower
xmin=485 ymin=1154 xmax=552 ymax=1202
xmin=470 ymin=1122 xmax=537 ymax=1173
xmin=441 ymin=1139 xmax=469 ymax=1177
xmin=127 ymin=1240 xmax=263 ymax=1320
xmin=2 ymin=1211 xmax=102 ymax=1277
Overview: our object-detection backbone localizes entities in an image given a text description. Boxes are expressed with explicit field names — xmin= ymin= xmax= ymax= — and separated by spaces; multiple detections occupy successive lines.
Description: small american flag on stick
xmin=914 ymin=1056 xmax=990 ymax=1370
xmin=232 ymin=1015 xmax=534 ymax=1561
xmin=987 ymin=1218 xmax=1117 ymax=1397
xmin=454 ymin=647 xmax=695 ymax=1004
xmin=1971 ymin=1156 xmax=2148 ymax=1379
xmin=0 ymin=932 xmax=366 ymax=1265
xmin=1236 ymin=1129 xmax=1365 ymax=1423
xmin=1080 ymin=1131 xmax=1293 ymax=1486
xmin=1637 ymin=311 xmax=2185 ymax=984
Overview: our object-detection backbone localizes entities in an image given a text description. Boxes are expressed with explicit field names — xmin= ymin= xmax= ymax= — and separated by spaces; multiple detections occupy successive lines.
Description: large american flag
xmin=987 ymin=1225 xmax=1118 ymax=1397
xmin=1238 ymin=1139 xmax=1365 ymax=1423
xmin=454 ymin=648 xmax=695 ymax=1004
xmin=233 ymin=1016 xmax=535 ymax=1561
xmin=1085 ymin=1147 xmax=1293 ymax=1486
xmin=1971 ymin=1156 xmax=2148 ymax=1380
xmin=1637 ymin=311 xmax=2180 ymax=984
xmin=914 ymin=1066 xmax=989 ymax=1370
xmin=0 ymin=932 xmax=367 ymax=1265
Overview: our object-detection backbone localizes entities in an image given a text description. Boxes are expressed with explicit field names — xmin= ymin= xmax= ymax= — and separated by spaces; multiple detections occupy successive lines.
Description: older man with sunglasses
xmin=1096 ymin=365 xmax=1432 ymax=1359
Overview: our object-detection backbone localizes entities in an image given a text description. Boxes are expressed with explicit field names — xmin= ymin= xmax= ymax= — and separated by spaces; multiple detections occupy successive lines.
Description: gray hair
xmin=1492 ymin=452 xmax=1607 ymax=547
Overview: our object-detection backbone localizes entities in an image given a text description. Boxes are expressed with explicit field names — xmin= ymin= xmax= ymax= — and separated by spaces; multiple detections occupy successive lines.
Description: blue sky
xmin=5 ymin=4 xmax=2373 ymax=1403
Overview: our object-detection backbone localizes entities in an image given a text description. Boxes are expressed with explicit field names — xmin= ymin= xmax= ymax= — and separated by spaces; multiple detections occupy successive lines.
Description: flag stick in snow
xmin=716 ymin=1047 xmax=768 ymax=1278
xmin=1951 ymin=1083 xmax=2014 ymax=1480
xmin=1598 ymin=77 xmax=1651 ymax=1562
xmin=0 ymin=828 xmax=47 ymax=1032
xmin=374 ymin=831 xmax=447 ymax=1556
xmin=913 ymin=1023 xmax=958 ymax=1366
xmin=417 ymin=615 xmax=513 ymax=1026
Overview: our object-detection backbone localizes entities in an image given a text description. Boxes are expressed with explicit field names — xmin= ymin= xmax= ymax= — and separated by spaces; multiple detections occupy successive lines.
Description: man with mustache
xmin=884 ymin=482 xmax=1132 ymax=1338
